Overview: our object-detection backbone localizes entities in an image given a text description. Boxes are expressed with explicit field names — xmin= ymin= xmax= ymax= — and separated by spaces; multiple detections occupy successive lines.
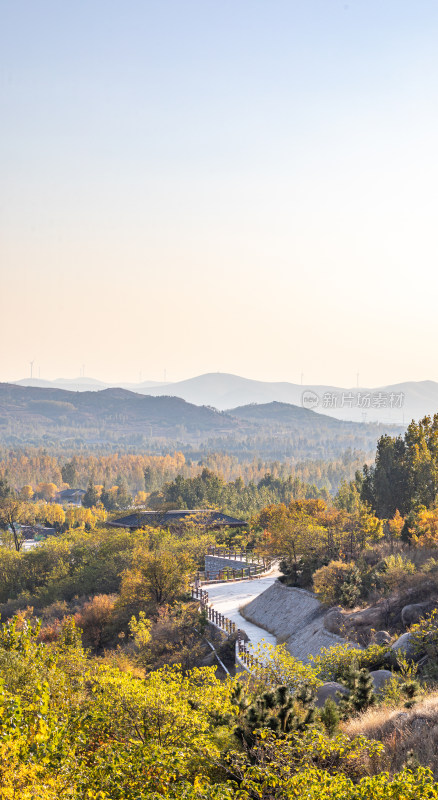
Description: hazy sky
xmin=2 ymin=1 xmax=438 ymax=387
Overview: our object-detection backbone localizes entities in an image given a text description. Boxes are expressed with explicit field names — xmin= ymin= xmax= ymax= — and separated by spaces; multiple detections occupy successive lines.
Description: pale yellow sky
xmin=2 ymin=1 xmax=438 ymax=387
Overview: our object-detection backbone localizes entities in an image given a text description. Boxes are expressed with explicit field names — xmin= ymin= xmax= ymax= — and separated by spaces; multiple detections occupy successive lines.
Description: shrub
xmin=129 ymin=610 xmax=151 ymax=648
xmin=235 ymin=684 xmax=316 ymax=747
xmin=313 ymin=561 xmax=362 ymax=607
xmin=409 ymin=608 xmax=438 ymax=666
xmin=133 ymin=604 xmax=206 ymax=672
xmin=251 ymin=642 xmax=323 ymax=693
xmin=40 ymin=600 xmax=69 ymax=623
xmin=320 ymin=697 xmax=340 ymax=735
xmin=74 ymin=593 xmax=116 ymax=649
xmin=338 ymin=667 xmax=376 ymax=717
xmin=311 ymin=643 xmax=389 ymax=682
xmin=230 ymin=727 xmax=385 ymax=786
xmin=377 ymin=553 xmax=416 ymax=594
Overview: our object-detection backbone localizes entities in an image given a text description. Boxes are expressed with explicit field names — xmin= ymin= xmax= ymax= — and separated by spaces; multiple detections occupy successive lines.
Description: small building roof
xmin=108 ymin=509 xmax=247 ymax=530
xmin=55 ymin=488 xmax=86 ymax=501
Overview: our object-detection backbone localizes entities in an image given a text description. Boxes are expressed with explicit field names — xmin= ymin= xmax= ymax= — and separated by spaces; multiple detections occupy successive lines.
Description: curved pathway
xmin=206 ymin=564 xmax=281 ymax=649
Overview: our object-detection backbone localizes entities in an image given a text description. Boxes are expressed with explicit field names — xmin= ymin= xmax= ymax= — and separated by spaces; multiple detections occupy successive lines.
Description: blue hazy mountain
xmin=13 ymin=372 xmax=438 ymax=424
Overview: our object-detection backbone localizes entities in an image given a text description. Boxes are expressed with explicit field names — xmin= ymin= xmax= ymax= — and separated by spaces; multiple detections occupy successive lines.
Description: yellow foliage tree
xmin=36 ymin=482 xmax=58 ymax=501
xmin=409 ymin=507 xmax=438 ymax=547
xmin=19 ymin=484 xmax=34 ymax=501
xmin=134 ymin=490 xmax=148 ymax=506
xmin=35 ymin=502 xmax=66 ymax=528
xmin=64 ymin=506 xmax=105 ymax=530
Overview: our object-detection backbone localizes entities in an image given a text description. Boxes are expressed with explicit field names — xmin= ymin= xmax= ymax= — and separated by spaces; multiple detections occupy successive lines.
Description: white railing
xmin=191 ymin=585 xmax=263 ymax=673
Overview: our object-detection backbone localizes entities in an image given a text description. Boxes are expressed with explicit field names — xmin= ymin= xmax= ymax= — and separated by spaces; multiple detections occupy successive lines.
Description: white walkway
xmin=206 ymin=565 xmax=281 ymax=649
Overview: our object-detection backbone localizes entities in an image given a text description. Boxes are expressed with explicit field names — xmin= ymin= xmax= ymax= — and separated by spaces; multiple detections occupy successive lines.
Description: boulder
xmin=369 ymin=669 xmax=394 ymax=693
xmin=324 ymin=607 xmax=345 ymax=635
xmin=372 ymin=630 xmax=391 ymax=645
xmin=315 ymin=681 xmax=348 ymax=709
xmin=349 ymin=606 xmax=385 ymax=629
xmin=401 ymin=603 xmax=430 ymax=629
xmin=391 ymin=632 xmax=417 ymax=660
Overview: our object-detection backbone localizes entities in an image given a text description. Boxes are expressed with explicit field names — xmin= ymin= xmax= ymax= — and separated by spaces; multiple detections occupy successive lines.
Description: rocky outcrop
xmin=372 ymin=630 xmax=392 ymax=645
xmin=333 ymin=590 xmax=438 ymax=645
xmin=391 ymin=632 xmax=416 ymax=659
xmin=348 ymin=605 xmax=386 ymax=630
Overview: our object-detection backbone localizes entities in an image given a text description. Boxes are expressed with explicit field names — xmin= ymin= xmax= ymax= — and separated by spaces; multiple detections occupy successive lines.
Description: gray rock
xmin=401 ymin=603 xmax=430 ymax=629
xmin=349 ymin=605 xmax=385 ymax=629
xmin=369 ymin=669 xmax=394 ymax=693
xmin=394 ymin=712 xmax=409 ymax=727
xmin=324 ymin=607 xmax=345 ymax=635
xmin=391 ymin=632 xmax=416 ymax=659
xmin=315 ymin=681 xmax=348 ymax=708
xmin=372 ymin=630 xmax=391 ymax=645
xmin=412 ymin=717 xmax=428 ymax=732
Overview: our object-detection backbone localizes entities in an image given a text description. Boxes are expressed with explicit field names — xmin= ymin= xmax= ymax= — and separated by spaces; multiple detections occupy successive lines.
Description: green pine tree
xmin=320 ymin=697 xmax=340 ymax=735
xmin=82 ymin=479 xmax=100 ymax=509
xmin=339 ymin=668 xmax=376 ymax=717
xmin=235 ymin=684 xmax=315 ymax=747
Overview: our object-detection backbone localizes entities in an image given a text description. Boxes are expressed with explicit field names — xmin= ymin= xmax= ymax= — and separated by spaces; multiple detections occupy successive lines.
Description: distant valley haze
xmin=10 ymin=371 xmax=438 ymax=425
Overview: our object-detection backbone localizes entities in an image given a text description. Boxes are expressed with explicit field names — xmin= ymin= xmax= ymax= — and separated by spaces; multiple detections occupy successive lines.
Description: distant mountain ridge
xmin=14 ymin=377 xmax=161 ymax=392
xmin=0 ymin=383 xmax=403 ymax=459
xmin=12 ymin=372 xmax=438 ymax=424
xmin=0 ymin=384 xmax=231 ymax=438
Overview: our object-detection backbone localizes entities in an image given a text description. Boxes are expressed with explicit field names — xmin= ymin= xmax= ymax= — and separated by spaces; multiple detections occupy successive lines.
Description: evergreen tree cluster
xmin=357 ymin=414 xmax=438 ymax=518
xmin=234 ymin=683 xmax=316 ymax=747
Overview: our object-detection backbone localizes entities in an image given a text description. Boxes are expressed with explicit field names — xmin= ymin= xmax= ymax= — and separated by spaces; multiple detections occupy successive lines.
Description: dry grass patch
xmin=342 ymin=692 xmax=438 ymax=776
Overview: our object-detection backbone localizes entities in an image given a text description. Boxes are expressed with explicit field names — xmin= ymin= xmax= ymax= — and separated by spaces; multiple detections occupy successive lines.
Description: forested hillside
xmin=3 ymin=449 xmax=438 ymax=797
xmin=0 ymin=446 xmax=369 ymax=502
xmin=0 ymin=383 xmax=403 ymax=462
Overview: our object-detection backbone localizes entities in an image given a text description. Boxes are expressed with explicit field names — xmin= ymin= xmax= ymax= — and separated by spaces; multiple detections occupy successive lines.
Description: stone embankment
xmin=241 ymin=580 xmax=345 ymax=663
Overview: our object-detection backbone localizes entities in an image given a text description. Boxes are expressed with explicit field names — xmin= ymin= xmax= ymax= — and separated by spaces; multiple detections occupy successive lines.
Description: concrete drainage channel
xmin=194 ymin=625 xmax=231 ymax=675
